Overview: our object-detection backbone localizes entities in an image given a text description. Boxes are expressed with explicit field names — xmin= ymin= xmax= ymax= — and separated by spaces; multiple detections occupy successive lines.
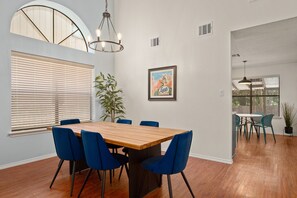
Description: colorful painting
xmin=148 ymin=66 xmax=177 ymax=101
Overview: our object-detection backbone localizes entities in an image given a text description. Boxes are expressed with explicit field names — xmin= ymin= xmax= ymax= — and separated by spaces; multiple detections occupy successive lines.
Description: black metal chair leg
xmin=271 ymin=126 xmax=276 ymax=143
xmin=124 ymin=163 xmax=129 ymax=178
xmin=181 ymin=171 xmax=195 ymax=198
xmin=159 ymin=174 xmax=162 ymax=187
xmin=78 ymin=168 xmax=93 ymax=198
xmin=167 ymin=175 xmax=173 ymax=198
xmin=263 ymin=127 xmax=267 ymax=144
xmin=102 ymin=171 xmax=106 ymax=198
xmin=50 ymin=159 xmax=64 ymax=188
xmin=70 ymin=161 xmax=76 ymax=196
xmin=109 ymin=170 xmax=112 ymax=184
xmin=118 ymin=165 xmax=124 ymax=180
xmin=96 ymin=170 xmax=101 ymax=181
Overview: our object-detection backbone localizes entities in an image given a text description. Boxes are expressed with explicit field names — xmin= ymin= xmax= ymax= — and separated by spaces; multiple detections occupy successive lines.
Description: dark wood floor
xmin=1 ymin=133 xmax=297 ymax=198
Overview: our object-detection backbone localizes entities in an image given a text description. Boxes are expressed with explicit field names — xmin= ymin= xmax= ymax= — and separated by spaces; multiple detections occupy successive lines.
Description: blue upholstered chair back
xmin=81 ymin=130 xmax=121 ymax=170
xmin=155 ymin=131 xmax=193 ymax=174
xmin=117 ymin=119 xmax=132 ymax=124
xmin=261 ymin=114 xmax=274 ymax=127
xmin=60 ymin=119 xmax=80 ymax=125
xmin=140 ymin=121 xmax=159 ymax=127
xmin=52 ymin=127 xmax=84 ymax=161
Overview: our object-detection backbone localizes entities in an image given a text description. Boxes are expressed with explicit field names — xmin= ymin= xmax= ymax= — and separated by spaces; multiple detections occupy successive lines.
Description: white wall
xmin=114 ymin=0 xmax=297 ymax=163
xmin=233 ymin=62 xmax=297 ymax=135
xmin=0 ymin=0 xmax=114 ymax=168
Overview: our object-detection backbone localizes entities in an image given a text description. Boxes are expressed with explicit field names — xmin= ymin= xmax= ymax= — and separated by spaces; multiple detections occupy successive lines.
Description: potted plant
xmin=94 ymin=72 xmax=125 ymax=122
xmin=281 ymin=102 xmax=296 ymax=134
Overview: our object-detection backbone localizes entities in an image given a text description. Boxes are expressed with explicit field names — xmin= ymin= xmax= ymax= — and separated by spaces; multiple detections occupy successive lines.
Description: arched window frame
xmin=11 ymin=1 xmax=93 ymax=53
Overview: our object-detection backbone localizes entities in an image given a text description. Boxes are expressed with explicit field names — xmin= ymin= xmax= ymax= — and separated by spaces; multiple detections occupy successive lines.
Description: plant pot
xmin=285 ymin=127 xmax=293 ymax=134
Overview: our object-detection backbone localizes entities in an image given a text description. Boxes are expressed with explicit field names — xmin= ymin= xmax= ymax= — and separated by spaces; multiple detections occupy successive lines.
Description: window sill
xmin=8 ymin=128 xmax=51 ymax=137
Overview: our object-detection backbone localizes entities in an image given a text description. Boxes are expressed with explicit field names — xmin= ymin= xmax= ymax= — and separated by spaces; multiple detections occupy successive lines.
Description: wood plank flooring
xmin=1 ymin=134 xmax=297 ymax=198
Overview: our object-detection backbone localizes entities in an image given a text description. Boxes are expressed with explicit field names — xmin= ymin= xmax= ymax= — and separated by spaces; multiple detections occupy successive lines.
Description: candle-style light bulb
xmin=117 ymin=33 xmax=122 ymax=41
xmin=101 ymin=41 xmax=106 ymax=51
xmin=96 ymin=29 xmax=101 ymax=37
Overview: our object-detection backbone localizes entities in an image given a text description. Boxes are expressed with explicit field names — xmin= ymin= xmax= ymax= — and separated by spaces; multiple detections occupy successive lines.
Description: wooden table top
xmin=51 ymin=121 xmax=187 ymax=150
xmin=236 ymin=113 xmax=263 ymax=118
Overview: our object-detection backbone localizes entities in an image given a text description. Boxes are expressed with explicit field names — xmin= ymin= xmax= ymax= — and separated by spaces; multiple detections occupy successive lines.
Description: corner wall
xmin=114 ymin=0 xmax=297 ymax=163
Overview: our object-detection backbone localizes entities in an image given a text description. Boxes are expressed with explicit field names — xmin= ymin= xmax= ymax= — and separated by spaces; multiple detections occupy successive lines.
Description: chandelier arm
xmin=106 ymin=19 xmax=113 ymax=51
xmin=98 ymin=17 xmax=105 ymax=31
xmin=108 ymin=17 xmax=118 ymax=35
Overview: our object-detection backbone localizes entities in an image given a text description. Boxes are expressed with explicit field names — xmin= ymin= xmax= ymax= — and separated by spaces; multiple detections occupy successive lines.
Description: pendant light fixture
xmin=87 ymin=0 xmax=124 ymax=52
xmin=238 ymin=60 xmax=251 ymax=84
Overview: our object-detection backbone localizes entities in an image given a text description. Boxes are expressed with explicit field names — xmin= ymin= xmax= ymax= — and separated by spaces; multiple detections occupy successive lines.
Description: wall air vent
xmin=151 ymin=37 xmax=159 ymax=47
xmin=198 ymin=22 xmax=213 ymax=36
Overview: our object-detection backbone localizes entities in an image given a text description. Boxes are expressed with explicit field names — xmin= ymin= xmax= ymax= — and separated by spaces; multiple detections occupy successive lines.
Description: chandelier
xmin=88 ymin=0 xmax=124 ymax=52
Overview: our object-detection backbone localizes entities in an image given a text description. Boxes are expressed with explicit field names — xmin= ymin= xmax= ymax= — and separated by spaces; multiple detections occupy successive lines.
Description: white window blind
xmin=11 ymin=51 xmax=93 ymax=134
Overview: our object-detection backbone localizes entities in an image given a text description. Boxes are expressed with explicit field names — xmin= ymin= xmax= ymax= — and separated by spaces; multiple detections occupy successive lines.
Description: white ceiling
xmin=231 ymin=17 xmax=297 ymax=68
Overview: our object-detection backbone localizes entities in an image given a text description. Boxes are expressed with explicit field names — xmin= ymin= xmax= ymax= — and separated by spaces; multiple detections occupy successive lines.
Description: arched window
xmin=11 ymin=4 xmax=89 ymax=52
xmin=9 ymin=2 xmax=94 ymax=135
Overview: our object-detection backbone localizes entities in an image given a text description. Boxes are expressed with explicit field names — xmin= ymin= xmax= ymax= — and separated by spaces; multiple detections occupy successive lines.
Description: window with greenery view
xmin=232 ymin=76 xmax=280 ymax=116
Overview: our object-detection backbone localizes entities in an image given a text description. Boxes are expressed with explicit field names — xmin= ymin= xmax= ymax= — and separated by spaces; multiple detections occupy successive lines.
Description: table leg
xmin=128 ymin=144 xmax=161 ymax=198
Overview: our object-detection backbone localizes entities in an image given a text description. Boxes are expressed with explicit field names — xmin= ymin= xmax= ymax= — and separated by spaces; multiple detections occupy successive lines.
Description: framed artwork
xmin=148 ymin=65 xmax=177 ymax=101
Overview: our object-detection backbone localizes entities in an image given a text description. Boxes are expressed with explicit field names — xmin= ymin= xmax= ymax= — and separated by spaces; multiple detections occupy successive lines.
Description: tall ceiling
xmin=231 ymin=17 xmax=297 ymax=68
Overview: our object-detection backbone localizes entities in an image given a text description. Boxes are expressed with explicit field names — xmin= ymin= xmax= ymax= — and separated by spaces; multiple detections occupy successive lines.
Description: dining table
xmin=236 ymin=113 xmax=263 ymax=140
xmin=51 ymin=121 xmax=187 ymax=198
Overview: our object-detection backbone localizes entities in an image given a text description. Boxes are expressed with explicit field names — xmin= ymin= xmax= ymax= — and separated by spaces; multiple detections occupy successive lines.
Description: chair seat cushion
xmin=112 ymin=153 xmax=129 ymax=165
xmin=142 ymin=156 xmax=164 ymax=174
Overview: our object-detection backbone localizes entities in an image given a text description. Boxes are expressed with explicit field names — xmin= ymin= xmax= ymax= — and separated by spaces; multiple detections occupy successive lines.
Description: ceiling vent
xmin=198 ymin=22 xmax=213 ymax=36
xmin=151 ymin=37 xmax=159 ymax=47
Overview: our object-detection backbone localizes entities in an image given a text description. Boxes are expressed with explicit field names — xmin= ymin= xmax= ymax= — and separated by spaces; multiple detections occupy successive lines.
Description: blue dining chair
xmin=78 ymin=130 xmax=129 ymax=198
xmin=50 ymin=127 xmax=84 ymax=196
xmin=250 ymin=113 xmax=264 ymax=137
xmin=250 ymin=114 xmax=276 ymax=143
xmin=140 ymin=120 xmax=159 ymax=127
xmin=142 ymin=131 xmax=194 ymax=198
xmin=60 ymin=119 xmax=80 ymax=125
xmin=235 ymin=115 xmax=247 ymax=141
xmin=116 ymin=118 xmax=132 ymax=125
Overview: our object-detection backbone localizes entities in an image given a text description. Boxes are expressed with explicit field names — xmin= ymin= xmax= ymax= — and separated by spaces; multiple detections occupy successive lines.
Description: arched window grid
xmin=11 ymin=5 xmax=89 ymax=52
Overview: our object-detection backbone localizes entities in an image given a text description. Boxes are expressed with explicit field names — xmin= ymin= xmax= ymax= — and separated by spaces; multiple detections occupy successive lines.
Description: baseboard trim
xmin=161 ymin=147 xmax=233 ymax=165
xmin=189 ymin=153 xmax=233 ymax=164
xmin=0 ymin=153 xmax=57 ymax=170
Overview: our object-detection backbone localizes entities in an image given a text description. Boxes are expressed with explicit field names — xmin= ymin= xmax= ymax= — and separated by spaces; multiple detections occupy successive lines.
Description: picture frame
xmin=148 ymin=65 xmax=177 ymax=101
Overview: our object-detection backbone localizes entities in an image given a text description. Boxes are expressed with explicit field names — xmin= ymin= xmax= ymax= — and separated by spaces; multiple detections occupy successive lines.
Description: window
xmin=232 ymin=76 xmax=280 ymax=116
xmin=10 ymin=5 xmax=88 ymax=52
xmin=11 ymin=51 xmax=93 ymax=134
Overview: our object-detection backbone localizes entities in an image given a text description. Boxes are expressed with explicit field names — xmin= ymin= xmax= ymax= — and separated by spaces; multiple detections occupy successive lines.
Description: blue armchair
xmin=50 ymin=127 xmax=84 ymax=196
xmin=78 ymin=130 xmax=129 ymax=198
xmin=60 ymin=119 xmax=80 ymax=125
xmin=142 ymin=131 xmax=195 ymax=198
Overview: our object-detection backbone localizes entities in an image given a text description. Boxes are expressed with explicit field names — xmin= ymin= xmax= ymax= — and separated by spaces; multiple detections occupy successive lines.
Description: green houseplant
xmin=94 ymin=72 xmax=125 ymax=122
xmin=281 ymin=102 xmax=296 ymax=134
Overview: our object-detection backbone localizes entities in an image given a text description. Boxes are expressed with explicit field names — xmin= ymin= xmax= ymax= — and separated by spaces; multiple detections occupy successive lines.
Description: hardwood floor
xmin=1 ymin=134 xmax=297 ymax=198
